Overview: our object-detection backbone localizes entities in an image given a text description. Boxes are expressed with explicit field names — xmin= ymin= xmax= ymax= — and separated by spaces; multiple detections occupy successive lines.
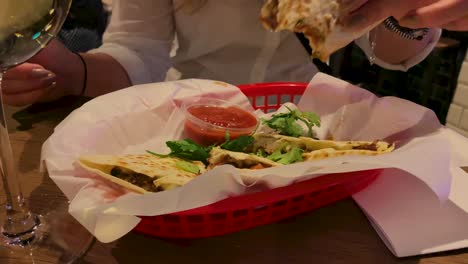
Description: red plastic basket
xmin=133 ymin=82 xmax=381 ymax=239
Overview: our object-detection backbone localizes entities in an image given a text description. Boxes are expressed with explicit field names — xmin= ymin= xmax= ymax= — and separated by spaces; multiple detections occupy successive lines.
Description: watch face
xmin=383 ymin=16 xmax=428 ymax=41
xmin=412 ymin=28 xmax=429 ymax=40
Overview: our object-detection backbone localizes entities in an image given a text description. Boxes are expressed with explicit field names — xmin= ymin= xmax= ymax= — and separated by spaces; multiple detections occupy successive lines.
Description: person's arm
xmin=372 ymin=25 xmax=439 ymax=65
xmin=2 ymin=0 xmax=175 ymax=106
xmin=73 ymin=52 xmax=132 ymax=98
xmin=79 ymin=0 xmax=176 ymax=97
xmin=345 ymin=0 xmax=467 ymax=71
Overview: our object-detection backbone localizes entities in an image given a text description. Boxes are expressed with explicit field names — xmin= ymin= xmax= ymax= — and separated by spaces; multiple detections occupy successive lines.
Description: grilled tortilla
xmin=252 ymin=133 xmax=394 ymax=159
xmin=260 ymin=0 xmax=381 ymax=61
xmin=208 ymin=147 xmax=281 ymax=170
xmin=78 ymin=154 xmax=206 ymax=193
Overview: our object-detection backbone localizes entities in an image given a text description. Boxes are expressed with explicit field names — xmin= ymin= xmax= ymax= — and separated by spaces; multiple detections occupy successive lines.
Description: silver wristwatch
xmin=383 ymin=16 xmax=429 ymax=41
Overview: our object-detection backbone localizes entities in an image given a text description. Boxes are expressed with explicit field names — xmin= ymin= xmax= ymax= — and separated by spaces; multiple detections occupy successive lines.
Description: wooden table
xmin=1 ymin=101 xmax=468 ymax=264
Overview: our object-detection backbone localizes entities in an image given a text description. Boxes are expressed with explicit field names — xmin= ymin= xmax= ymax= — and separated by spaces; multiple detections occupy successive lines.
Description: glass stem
xmin=0 ymin=71 xmax=38 ymax=243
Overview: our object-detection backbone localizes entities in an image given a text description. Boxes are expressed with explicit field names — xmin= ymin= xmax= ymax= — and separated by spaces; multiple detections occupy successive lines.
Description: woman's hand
xmin=2 ymin=40 xmax=84 ymax=106
xmin=399 ymin=0 xmax=468 ymax=31
xmin=344 ymin=0 xmax=468 ymax=31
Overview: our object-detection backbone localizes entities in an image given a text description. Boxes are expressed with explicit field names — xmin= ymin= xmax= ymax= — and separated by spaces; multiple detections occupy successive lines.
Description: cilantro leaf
xmin=294 ymin=110 xmax=321 ymax=137
xmin=267 ymin=149 xmax=283 ymax=162
xmin=255 ymin=148 xmax=268 ymax=158
xmin=220 ymin=135 xmax=254 ymax=152
xmin=261 ymin=114 xmax=303 ymax=137
xmin=300 ymin=111 xmax=321 ymax=127
xmin=277 ymin=147 xmax=303 ymax=165
xmin=262 ymin=106 xmax=320 ymax=137
xmin=267 ymin=147 xmax=304 ymax=165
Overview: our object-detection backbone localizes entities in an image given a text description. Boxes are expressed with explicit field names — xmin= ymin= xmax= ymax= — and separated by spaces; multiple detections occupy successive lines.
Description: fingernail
xmin=41 ymin=81 xmax=57 ymax=92
xmin=31 ymin=68 xmax=54 ymax=78
xmin=399 ymin=15 xmax=420 ymax=28
xmin=41 ymin=74 xmax=57 ymax=88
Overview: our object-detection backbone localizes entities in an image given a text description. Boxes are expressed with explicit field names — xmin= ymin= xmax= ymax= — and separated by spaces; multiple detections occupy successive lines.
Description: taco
xmin=260 ymin=0 xmax=381 ymax=61
xmin=208 ymin=147 xmax=281 ymax=170
xmin=78 ymin=154 xmax=206 ymax=193
xmin=252 ymin=133 xmax=394 ymax=160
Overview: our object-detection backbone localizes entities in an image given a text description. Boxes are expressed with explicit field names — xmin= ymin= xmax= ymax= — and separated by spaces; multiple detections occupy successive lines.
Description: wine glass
xmin=0 ymin=0 xmax=94 ymax=262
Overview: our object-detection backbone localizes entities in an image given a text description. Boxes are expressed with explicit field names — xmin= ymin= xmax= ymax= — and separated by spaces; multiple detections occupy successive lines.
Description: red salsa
xmin=184 ymin=105 xmax=258 ymax=146
xmin=188 ymin=106 xmax=257 ymax=128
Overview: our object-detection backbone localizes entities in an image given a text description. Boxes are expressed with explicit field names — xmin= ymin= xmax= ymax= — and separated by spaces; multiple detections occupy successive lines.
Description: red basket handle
xmin=237 ymin=82 xmax=308 ymax=97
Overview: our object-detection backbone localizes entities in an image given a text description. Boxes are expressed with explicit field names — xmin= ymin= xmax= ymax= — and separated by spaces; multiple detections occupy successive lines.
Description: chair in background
xmin=58 ymin=0 xmax=110 ymax=53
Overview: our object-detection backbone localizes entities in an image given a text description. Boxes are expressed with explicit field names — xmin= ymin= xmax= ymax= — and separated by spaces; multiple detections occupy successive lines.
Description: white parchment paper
xmin=41 ymin=74 xmax=457 ymax=249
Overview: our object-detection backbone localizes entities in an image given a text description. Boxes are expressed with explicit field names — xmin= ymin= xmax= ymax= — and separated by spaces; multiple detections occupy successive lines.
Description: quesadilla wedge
xmin=252 ymin=133 xmax=394 ymax=160
xmin=208 ymin=147 xmax=281 ymax=170
xmin=78 ymin=154 xmax=206 ymax=193
xmin=260 ymin=0 xmax=381 ymax=61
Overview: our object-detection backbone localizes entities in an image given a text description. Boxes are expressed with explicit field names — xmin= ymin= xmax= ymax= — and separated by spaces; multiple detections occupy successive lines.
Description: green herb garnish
xmin=220 ymin=133 xmax=254 ymax=152
xmin=146 ymin=150 xmax=169 ymax=158
xmin=175 ymin=160 xmax=201 ymax=174
xmin=147 ymin=139 xmax=210 ymax=162
xmin=261 ymin=106 xmax=320 ymax=137
xmin=255 ymin=148 xmax=268 ymax=158
xmin=267 ymin=147 xmax=304 ymax=165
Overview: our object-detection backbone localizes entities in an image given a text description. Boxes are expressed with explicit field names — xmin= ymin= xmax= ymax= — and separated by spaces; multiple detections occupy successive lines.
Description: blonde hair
xmin=176 ymin=0 xmax=207 ymax=13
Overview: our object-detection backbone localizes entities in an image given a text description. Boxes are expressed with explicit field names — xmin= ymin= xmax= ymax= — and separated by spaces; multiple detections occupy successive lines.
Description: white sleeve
xmin=354 ymin=28 xmax=442 ymax=72
xmin=88 ymin=0 xmax=175 ymax=85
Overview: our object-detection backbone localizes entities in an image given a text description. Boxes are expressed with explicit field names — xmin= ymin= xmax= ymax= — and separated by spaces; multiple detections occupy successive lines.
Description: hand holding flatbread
xmin=399 ymin=0 xmax=468 ymax=31
xmin=260 ymin=0 xmax=382 ymax=61
xmin=259 ymin=0 xmax=443 ymax=61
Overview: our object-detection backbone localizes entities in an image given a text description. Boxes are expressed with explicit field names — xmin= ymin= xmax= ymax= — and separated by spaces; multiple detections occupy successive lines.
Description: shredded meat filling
xmin=110 ymin=167 xmax=159 ymax=192
xmin=214 ymin=155 xmax=272 ymax=169
xmin=352 ymin=143 xmax=378 ymax=151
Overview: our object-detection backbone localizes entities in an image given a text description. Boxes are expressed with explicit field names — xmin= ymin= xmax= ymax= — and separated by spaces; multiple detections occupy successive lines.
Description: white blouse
xmin=92 ymin=0 xmax=441 ymax=86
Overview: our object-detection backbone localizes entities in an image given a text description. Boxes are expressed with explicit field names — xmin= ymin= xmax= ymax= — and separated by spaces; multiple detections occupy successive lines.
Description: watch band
xmin=383 ymin=16 xmax=429 ymax=41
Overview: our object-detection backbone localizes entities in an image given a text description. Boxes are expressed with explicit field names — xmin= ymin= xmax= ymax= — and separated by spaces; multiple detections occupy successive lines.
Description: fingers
xmin=3 ymin=84 xmax=55 ymax=107
xmin=0 ymin=40 xmax=70 ymax=107
xmin=3 ymin=64 xmax=56 ymax=94
xmin=2 ymin=63 xmax=57 ymax=106
xmin=400 ymin=0 xmax=468 ymax=29
xmin=344 ymin=0 xmax=439 ymax=31
xmin=442 ymin=15 xmax=468 ymax=31
xmin=3 ymin=75 xmax=56 ymax=95
xmin=4 ymin=63 xmax=48 ymax=80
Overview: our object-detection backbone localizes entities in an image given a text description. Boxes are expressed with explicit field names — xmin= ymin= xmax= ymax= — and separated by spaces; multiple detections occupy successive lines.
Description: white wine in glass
xmin=0 ymin=0 xmax=94 ymax=262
